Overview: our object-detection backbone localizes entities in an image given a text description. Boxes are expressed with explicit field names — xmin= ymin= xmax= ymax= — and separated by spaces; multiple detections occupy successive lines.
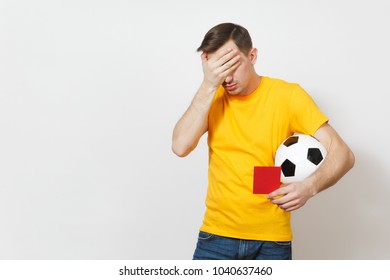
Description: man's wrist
xmin=200 ymin=80 xmax=219 ymax=94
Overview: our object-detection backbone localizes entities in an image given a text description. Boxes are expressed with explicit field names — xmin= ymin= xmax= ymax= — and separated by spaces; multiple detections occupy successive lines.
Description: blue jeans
xmin=193 ymin=231 xmax=292 ymax=260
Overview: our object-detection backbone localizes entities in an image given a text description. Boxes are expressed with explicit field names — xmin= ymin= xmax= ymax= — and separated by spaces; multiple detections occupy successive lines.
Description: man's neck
xmin=239 ymin=74 xmax=262 ymax=96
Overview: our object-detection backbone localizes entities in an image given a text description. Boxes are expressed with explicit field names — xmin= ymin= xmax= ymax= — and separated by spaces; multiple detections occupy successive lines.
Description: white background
xmin=0 ymin=0 xmax=389 ymax=259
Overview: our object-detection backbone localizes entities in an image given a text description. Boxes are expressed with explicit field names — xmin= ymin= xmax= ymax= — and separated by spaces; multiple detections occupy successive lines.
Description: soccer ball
xmin=275 ymin=133 xmax=327 ymax=184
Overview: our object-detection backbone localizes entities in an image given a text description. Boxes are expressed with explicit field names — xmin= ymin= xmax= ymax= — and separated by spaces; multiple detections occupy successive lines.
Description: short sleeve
xmin=289 ymin=85 xmax=329 ymax=135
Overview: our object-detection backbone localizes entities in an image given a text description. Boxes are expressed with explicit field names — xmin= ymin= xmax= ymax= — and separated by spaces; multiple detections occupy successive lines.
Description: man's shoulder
xmin=263 ymin=76 xmax=299 ymax=88
xmin=262 ymin=76 xmax=300 ymax=95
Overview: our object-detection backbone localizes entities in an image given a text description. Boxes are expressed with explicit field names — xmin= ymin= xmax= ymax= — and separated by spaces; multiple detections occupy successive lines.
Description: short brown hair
xmin=197 ymin=23 xmax=253 ymax=55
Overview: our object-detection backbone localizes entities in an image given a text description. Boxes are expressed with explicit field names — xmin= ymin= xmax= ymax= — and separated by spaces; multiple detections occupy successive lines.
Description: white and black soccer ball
xmin=275 ymin=133 xmax=327 ymax=184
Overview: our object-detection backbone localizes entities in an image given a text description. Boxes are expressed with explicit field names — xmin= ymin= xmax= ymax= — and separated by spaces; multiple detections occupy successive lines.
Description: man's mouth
xmin=224 ymin=83 xmax=238 ymax=91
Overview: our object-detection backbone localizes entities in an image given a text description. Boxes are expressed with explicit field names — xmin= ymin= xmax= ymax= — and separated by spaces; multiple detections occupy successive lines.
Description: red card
xmin=253 ymin=166 xmax=281 ymax=194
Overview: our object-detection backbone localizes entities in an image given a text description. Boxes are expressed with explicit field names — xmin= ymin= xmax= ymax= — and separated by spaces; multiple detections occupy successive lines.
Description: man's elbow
xmin=347 ymin=148 xmax=355 ymax=170
xmin=171 ymin=141 xmax=192 ymax=157
xmin=339 ymin=143 xmax=355 ymax=174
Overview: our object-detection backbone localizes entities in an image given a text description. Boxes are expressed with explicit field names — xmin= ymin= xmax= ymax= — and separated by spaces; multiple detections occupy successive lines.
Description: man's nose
xmin=225 ymin=75 xmax=233 ymax=84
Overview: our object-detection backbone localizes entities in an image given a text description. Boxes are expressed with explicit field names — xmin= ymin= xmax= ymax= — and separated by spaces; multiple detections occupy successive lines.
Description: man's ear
xmin=249 ymin=48 xmax=258 ymax=65
xmin=201 ymin=52 xmax=209 ymax=61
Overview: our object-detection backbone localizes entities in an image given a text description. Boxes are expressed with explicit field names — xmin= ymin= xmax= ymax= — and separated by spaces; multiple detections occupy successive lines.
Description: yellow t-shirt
xmin=200 ymin=76 xmax=329 ymax=241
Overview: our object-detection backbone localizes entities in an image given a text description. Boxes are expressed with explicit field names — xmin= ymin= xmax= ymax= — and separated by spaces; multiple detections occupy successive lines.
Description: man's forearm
xmin=309 ymin=124 xmax=355 ymax=195
xmin=172 ymin=82 xmax=217 ymax=157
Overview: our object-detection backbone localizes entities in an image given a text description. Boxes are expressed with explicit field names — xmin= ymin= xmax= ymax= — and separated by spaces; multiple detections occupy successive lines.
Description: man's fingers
xmin=201 ymin=47 xmax=241 ymax=87
xmin=214 ymin=52 xmax=240 ymax=75
xmin=208 ymin=48 xmax=236 ymax=64
xmin=204 ymin=48 xmax=241 ymax=75
xmin=220 ymin=59 xmax=240 ymax=76
xmin=271 ymin=194 xmax=289 ymax=205
xmin=217 ymin=49 xmax=239 ymax=66
xmin=224 ymin=54 xmax=241 ymax=68
xmin=267 ymin=185 xmax=288 ymax=199
xmin=281 ymin=199 xmax=304 ymax=212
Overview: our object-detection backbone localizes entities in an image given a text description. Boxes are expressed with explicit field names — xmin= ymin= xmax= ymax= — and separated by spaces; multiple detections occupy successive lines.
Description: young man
xmin=172 ymin=23 xmax=355 ymax=260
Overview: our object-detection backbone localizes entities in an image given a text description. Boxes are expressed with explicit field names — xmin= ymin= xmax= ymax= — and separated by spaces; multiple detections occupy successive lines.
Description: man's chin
xmin=226 ymin=88 xmax=241 ymax=95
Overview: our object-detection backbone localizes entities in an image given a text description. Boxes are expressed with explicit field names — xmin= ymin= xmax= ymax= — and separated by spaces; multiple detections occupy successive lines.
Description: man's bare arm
xmin=267 ymin=123 xmax=355 ymax=211
xmin=172 ymin=48 xmax=240 ymax=157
